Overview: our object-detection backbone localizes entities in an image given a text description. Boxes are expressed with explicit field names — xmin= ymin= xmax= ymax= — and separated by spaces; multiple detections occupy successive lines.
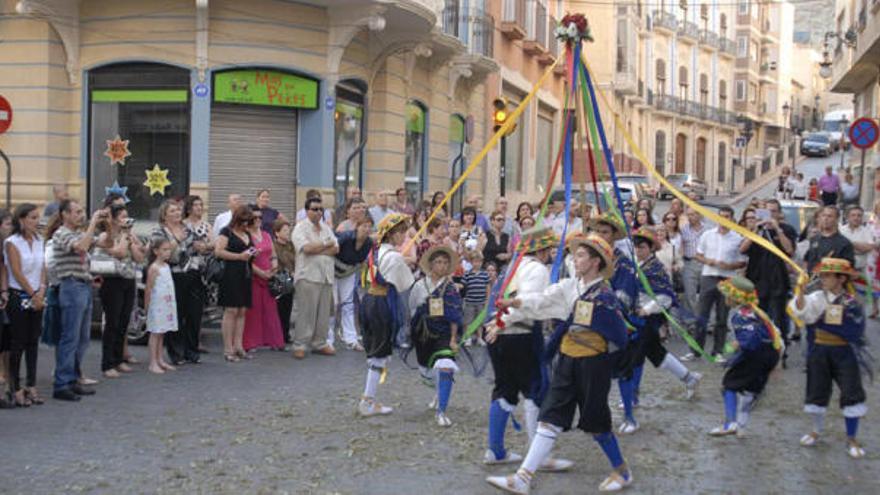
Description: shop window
xmin=88 ymin=63 xmax=190 ymax=220
xmin=405 ymin=100 xmax=428 ymax=204
xmin=334 ymin=80 xmax=366 ymax=206
xmin=448 ymin=114 xmax=467 ymax=214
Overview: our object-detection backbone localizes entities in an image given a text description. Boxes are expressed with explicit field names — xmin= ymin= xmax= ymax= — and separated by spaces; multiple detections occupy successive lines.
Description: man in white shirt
xmin=212 ymin=193 xmax=241 ymax=237
xmin=839 ymin=206 xmax=875 ymax=271
xmin=788 ymin=172 xmax=808 ymax=200
xmin=690 ymin=206 xmax=747 ymax=362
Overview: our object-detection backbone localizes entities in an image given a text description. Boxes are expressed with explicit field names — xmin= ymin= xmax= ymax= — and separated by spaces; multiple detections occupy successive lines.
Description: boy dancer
xmin=789 ymin=258 xmax=869 ymax=458
xmin=708 ymin=276 xmax=782 ymax=436
xmin=357 ymin=213 xmax=415 ymax=417
xmin=486 ymin=234 xmax=633 ymax=493
xmin=409 ymin=245 xmax=462 ymax=426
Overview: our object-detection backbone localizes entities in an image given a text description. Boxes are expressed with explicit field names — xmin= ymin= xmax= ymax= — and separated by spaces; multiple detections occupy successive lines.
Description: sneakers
xmin=709 ymin=423 xmax=739 ymax=437
xmin=358 ymin=398 xmax=393 ymax=417
xmin=799 ymin=432 xmax=819 ymax=447
xmin=847 ymin=439 xmax=866 ymax=459
xmin=598 ymin=469 xmax=633 ymax=492
xmin=680 ymin=352 xmax=696 ymax=362
xmin=428 ymin=395 xmax=438 ymax=410
xmin=486 ymin=470 xmax=532 ymax=495
xmin=482 ymin=449 xmax=523 ymax=465
xmin=684 ymin=371 xmax=702 ymax=400
xmin=618 ymin=420 xmax=640 ymax=435
xmin=538 ymin=457 xmax=575 ymax=472
xmin=436 ymin=412 xmax=452 ymax=427
xmin=712 ymin=353 xmax=727 ymax=364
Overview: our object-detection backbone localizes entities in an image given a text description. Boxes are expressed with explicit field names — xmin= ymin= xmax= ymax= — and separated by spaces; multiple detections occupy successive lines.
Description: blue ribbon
xmin=550 ymin=42 xmax=582 ymax=282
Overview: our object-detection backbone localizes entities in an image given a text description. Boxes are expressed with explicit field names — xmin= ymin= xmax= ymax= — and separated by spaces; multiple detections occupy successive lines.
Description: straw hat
xmin=718 ymin=276 xmax=759 ymax=306
xmin=813 ymin=257 xmax=858 ymax=278
xmin=588 ymin=212 xmax=626 ymax=241
xmin=632 ymin=227 xmax=660 ymax=251
xmin=567 ymin=233 xmax=615 ymax=279
xmin=376 ymin=213 xmax=410 ymax=243
xmin=419 ymin=244 xmax=460 ymax=278
xmin=521 ymin=226 xmax=559 ymax=254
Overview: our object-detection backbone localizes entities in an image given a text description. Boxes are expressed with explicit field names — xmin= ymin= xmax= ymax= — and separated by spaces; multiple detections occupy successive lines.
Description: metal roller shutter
xmin=208 ymin=104 xmax=298 ymax=221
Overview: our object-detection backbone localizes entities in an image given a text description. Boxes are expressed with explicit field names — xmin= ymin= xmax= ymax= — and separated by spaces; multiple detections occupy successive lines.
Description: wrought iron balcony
xmin=678 ymin=21 xmax=699 ymax=43
xmin=442 ymin=0 xmax=459 ymax=37
xmin=719 ymin=37 xmax=736 ymax=57
xmin=699 ymin=29 xmax=718 ymax=50
xmin=468 ymin=12 xmax=495 ymax=58
xmin=501 ymin=0 xmax=527 ymax=39
xmin=652 ymin=10 xmax=678 ymax=33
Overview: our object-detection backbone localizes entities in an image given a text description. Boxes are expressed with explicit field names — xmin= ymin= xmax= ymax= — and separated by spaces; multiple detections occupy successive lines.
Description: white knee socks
xmin=659 ymin=353 xmax=689 ymax=381
xmin=520 ymin=423 xmax=561 ymax=474
xmin=524 ymin=399 xmax=540 ymax=444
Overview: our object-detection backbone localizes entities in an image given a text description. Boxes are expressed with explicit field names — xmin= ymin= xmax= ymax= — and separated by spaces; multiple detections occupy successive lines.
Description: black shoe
xmin=185 ymin=356 xmax=201 ymax=364
xmin=71 ymin=384 xmax=96 ymax=396
xmin=53 ymin=389 xmax=82 ymax=401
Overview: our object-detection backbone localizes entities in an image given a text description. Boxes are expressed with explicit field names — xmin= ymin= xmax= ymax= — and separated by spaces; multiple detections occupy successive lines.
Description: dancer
xmin=708 ymin=276 xmax=782 ymax=437
xmin=618 ymin=228 xmax=702 ymax=434
xmin=482 ymin=226 xmax=571 ymax=471
xmin=486 ymin=234 xmax=632 ymax=493
xmin=409 ymin=245 xmax=462 ymax=427
xmin=357 ymin=213 xmax=415 ymax=417
xmin=789 ymin=258 xmax=869 ymax=458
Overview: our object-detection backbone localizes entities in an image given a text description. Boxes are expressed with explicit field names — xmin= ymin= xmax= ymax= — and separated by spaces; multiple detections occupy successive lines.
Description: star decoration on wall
xmin=105 ymin=181 xmax=131 ymax=204
xmin=104 ymin=135 xmax=132 ymax=166
xmin=143 ymin=164 xmax=171 ymax=196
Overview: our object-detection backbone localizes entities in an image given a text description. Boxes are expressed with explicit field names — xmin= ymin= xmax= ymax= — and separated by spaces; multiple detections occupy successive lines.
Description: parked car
xmin=658 ymin=174 xmax=707 ymax=200
xmin=550 ymin=182 xmax=638 ymax=211
xmin=800 ymin=132 xmax=833 ymax=157
xmin=614 ymin=173 xmax=657 ymax=199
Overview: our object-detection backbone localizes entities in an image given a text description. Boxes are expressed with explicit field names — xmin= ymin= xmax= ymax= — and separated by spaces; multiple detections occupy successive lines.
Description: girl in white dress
xmin=144 ymin=239 xmax=178 ymax=374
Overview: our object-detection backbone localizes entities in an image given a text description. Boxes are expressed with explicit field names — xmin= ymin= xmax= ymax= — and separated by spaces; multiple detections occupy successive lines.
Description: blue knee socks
xmin=594 ymin=432 xmax=625 ymax=470
xmin=488 ymin=400 xmax=510 ymax=459
xmin=618 ymin=379 xmax=636 ymax=423
xmin=632 ymin=365 xmax=644 ymax=403
xmin=437 ymin=371 xmax=453 ymax=413
xmin=723 ymin=390 xmax=737 ymax=427
xmin=846 ymin=417 xmax=859 ymax=438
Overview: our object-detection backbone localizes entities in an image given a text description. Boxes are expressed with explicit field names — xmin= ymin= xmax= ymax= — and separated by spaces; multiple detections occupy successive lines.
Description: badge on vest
xmin=429 ymin=298 xmax=444 ymax=317
xmin=574 ymin=300 xmax=594 ymax=326
xmin=824 ymin=304 xmax=843 ymax=326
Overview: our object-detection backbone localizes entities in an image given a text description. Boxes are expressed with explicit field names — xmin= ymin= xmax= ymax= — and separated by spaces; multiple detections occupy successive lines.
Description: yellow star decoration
xmin=143 ymin=164 xmax=172 ymax=196
xmin=103 ymin=134 xmax=131 ymax=166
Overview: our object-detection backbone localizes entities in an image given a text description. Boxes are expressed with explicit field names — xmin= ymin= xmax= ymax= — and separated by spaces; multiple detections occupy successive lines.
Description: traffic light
xmin=492 ymin=96 xmax=517 ymax=135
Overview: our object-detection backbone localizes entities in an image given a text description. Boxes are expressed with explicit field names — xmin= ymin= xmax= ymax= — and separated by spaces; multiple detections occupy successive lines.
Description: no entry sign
xmin=0 ymin=95 xmax=12 ymax=134
xmin=848 ymin=117 xmax=879 ymax=150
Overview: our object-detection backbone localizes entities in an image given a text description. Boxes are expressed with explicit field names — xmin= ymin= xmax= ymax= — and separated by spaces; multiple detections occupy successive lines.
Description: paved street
xmin=3 ymin=317 xmax=879 ymax=494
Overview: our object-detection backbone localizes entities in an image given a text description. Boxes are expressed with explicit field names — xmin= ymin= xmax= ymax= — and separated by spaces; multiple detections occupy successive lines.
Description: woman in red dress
xmin=242 ymin=207 xmax=284 ymax=352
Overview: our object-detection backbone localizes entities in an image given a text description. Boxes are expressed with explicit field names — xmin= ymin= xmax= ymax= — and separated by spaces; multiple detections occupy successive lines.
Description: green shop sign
xmin=214 ymin=70 xmax=318 ymax=109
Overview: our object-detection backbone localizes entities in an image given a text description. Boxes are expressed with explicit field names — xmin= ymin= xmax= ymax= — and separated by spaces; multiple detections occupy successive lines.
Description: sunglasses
xmin=309 ymin=207 xmax=324 ymax=212
xmin=664 ymin=217 xmax=676 ymax=222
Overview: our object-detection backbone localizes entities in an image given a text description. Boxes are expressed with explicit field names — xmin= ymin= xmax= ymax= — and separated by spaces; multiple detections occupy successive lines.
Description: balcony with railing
xmin=652 ymin=10 xmax=678 ymax=34
xmin=652 ymin=93 xmax=742 ymax=127
xmin=719 ymin=37 xmax=736 ymax=58
xmin=540 ymin=15 xmax=559 ymax=66
xmin=699 ymin=29 xmax=719 ymax=50
xmin=523 ymin=0 xmax=548 ymax=55
xmin=466 ymin=11 xmax=495 ymax=59
xmin=501 ymin=0 xmax=527 ymax=39
xmin=678 ymin=20 xmax=700 ymax=43
xmin=442 ymin=1 xmax=459 ymax=37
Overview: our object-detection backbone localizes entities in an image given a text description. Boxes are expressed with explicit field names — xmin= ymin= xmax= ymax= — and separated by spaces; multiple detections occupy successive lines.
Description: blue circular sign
xmin=849 ymin=117 xmax=879 ymax=150
xmin=325 ymin=96 xmax=335 ymax=110
xmin=193 ymin=83 xmax=209 ymax=98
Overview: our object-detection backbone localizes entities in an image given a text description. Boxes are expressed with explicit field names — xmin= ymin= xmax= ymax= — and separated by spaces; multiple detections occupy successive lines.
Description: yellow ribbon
xmin=402 ymin=57 xmax=561 ymax=253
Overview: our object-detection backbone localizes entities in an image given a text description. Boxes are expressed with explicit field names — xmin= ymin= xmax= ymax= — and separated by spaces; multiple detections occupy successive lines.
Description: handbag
xmin=269 ymin=270 xmax=295 ymax=298
xmin=205 ymin=256 xmax=226 ymax=285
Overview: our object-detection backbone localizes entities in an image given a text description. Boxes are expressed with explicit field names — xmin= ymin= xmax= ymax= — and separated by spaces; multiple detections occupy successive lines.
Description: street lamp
xmin=819 ymin=30 xmax=857 ymax=79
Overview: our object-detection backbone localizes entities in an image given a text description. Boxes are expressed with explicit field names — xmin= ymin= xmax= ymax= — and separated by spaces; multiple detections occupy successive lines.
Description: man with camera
xmin=740 ymin=199 xmax=797 ymax=365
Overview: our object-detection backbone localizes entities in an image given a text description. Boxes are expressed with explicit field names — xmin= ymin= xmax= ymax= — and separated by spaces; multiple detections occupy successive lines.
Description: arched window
xmin=696 ymin=137 xmax=707 ymax=180
xmin=655 ymin=130 xmax=666 ymax=174
xmin=405 ymin=100 xmax=428 ymax=203
xmin=720 ymin=13 xmax=728 ymax=36
xmin=699 ymin=73 xmax=709 ymax=106
xmin=719 ymin=80 xmax=728 ymax=109
xmin=675 ymin=133 xmax=687 ymax=173
xmin=88 ymin=62 xmax=190 ymax=219
xmin=678 ymin=66 xmax=688 ymax=100
xmin=717 ymin=142 xmax=727 ymax=184
xmin=655 ymin=59 xmax=666 ymax=94
xmin=334 ymin=79 xmax=366 ymax=206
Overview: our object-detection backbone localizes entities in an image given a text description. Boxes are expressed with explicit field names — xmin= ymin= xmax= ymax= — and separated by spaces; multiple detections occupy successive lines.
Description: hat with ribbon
xmin=718 ymin=276 xmax=759 ymax=306
xmin=418 ymin=244 xmax=461 ymax=278
xmin=632 ymin=227 xmax=660 ymax=251
xmin=568 ymin=233 xmax=615 ymax=279
xmin=813 ymin=257 xmax=858 ymax=278
xmin=588 ymin=212 xmax=626 ymax=241
xmin=376 ymin=212 xmax=410 ymax=243
xmin=521 ymin=226 xmax=559 ymax=254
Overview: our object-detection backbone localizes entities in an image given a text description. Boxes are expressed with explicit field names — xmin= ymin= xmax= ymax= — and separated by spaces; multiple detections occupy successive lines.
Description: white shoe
xmin=618 ymin=420 xmax=640 ymax=435
xmin=486 ymin=471 xmax=531 ymax=495
xmin=616 ymin=399 xmax=640 ymax=410
xmin=680 ymin=352 xmax=696 ymax=362
xmin=428 ymin=396 xmax=438 ymax=410
xmin=847 ymin=440 xmax=866 ymax=459
xmin=436 ymin=412 xmax=452 ymax=427
xmin=599 ymin=469 xmax=633 ymax=492
xmin=483 ymin=449 xmax=523 ymax=465
xmin=685 ymin=371 xmax=702 ymax=400
xmin=799 ymin=432 xmax=819 ymax=447
xmin=538 ymin=457 xmax=574 ymax=472
xmin=713 ymin=353 xmax=727 ymax=364
xmin=358 ymin=398 xmax=393 ymax=417
xmin=709 ymin=422 xmax=738 ymax=436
